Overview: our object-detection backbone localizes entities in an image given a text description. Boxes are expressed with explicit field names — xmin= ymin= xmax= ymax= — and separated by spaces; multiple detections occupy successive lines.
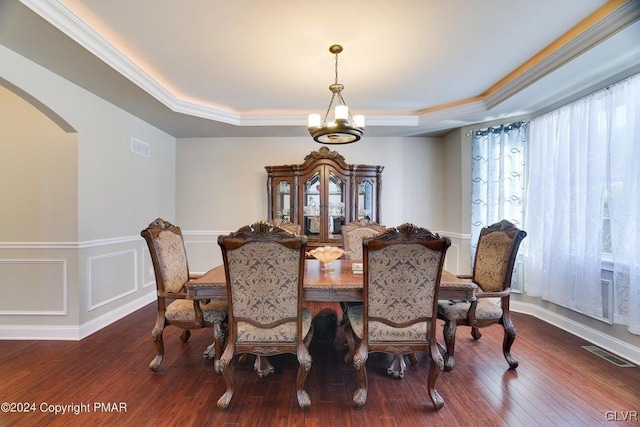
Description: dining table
xmin=187 ymin=259 xmax=476 ymax=301
xmin=186 ymin=259 xmax=477 ymax=378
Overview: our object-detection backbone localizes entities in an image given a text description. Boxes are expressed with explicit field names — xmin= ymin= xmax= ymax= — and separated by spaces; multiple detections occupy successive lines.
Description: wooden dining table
xmin=186 ymin=259 xmax=476 ymax=301
xmin=186 ymin=259 xmax=476 ymax=378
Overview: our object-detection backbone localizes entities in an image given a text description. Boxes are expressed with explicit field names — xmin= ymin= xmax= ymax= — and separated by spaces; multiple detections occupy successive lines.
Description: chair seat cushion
xmin=165 ymin=298 xmax=227 ymax=323
xmin=346 ymin=305 xmax=430 ymax=342
xmin=237 ymin=307 xmax=312 ymax=342
xmin=438 ymin=297 xmax=502 ymax=320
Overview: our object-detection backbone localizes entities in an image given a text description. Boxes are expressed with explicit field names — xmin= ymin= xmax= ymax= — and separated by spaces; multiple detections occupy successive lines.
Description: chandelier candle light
xmin=308 ymin=45 xmax=365 ymax=144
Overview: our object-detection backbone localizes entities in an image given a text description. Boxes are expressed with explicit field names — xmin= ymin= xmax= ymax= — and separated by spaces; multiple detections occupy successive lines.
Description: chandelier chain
xmin=323 ymin=92 xmax=337 ymax=126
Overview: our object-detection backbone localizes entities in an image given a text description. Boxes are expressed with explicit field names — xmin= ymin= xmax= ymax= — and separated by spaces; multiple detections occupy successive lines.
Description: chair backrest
xmin=472 ymin=220 xmax=527 ymax=293
xmin=141 ymin=218 xmax=189 ymax=293
xmin=266 ymin=219 xmax=301 ymax=236
xmin=363 ymin=223 xmax=451 ymax=339
xmin=218 ymin=222 xmax=307 ymax=339
xmin=342 ymin=219 xmax=386 ymax=260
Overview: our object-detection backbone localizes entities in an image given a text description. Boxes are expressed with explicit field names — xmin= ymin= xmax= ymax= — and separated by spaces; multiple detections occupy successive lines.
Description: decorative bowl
xmin=306 ymin=246 xmax=347 ymax=271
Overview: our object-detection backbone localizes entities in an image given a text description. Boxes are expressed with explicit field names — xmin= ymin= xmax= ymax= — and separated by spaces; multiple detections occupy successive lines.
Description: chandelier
xmin=308 ymin=45 xmax=365 ymax=144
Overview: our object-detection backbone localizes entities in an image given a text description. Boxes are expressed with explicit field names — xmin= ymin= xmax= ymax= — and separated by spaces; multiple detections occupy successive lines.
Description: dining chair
xmin=216 ymin=222 xmax=314 ymax=410
xmin=233 ymin=218 xmax=299 ymax=377
xmin=341 ymin=219 xmax=387 ymax=260
xmin=340 ymin=219 xmax=387 ymax=362
xmin=141 ymin=218 xmax=227 ymax=372
xmin=437 ymin=220 xmax=527 ymax=371
xmin=343 ymin=223 xmax=451 ymax=410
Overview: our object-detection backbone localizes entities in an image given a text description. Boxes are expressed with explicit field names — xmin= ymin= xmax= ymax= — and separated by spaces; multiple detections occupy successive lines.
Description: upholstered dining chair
xmin=216 ymin=222 xmax=314 ymax=411
xmin=141 ymin=218 xmax=227 ymax=372
xmin=437 ymin=220 xmax=527 ymax=371
xmin=341 ymin=219 xmax=387 ymax=361
xmin=343 ymin=223 xmax=451 ymax=410
xmin=341 ymin=219 xmax=387 ymax=260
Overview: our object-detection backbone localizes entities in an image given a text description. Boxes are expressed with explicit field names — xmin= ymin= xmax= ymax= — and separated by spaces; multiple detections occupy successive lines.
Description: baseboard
xmin=0 ymin=292 xmax=155 ymax=340
xmin=512 ymin=301 xmax=640 ymax=366
xmin=79 ymin=292 xmax=156 ymax=339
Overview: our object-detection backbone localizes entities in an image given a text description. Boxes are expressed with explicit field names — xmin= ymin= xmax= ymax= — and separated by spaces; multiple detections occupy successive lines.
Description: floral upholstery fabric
xmin=345 ymin=243 xmax=441 ymax=342
xmin=156 ymin=230 xmax=189 ymax=293
xmin=347 ymin=305 xmax=431 ymax=342
xmin=474 ymin=231 xmax=514 ymax=292
xmin=237 ymin=308 xmax=312 ymax=342
xmin=343 ymin=227 xmax=384 ymax=260
xmin=438 ymin=297 xmax=502 ymax=321
xmin=165 ymin=299 xmax=228 ymax=323
xmin=368 ymin=243 xmax=441 ymax=324
xmin=226 ymin=241 xmax=300 ymax=325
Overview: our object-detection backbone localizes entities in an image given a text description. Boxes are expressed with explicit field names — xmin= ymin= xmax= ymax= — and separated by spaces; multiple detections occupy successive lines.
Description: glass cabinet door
xmin=266 ymin=148 xmax=382 ymax=250
xmin=302 ymin=172 xmax=321 ymax=238
xmin=357 ymin=180 xmax=375 ymax=221
xmin=327 ymin=171 xmax=346 ymax=240
xmin=275 ymin=180 xmax=291 ymax=221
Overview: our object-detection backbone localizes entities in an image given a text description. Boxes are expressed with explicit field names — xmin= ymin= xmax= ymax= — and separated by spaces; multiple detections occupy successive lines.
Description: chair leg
xmin=471 ymin=326 xmax=482 ymax=340
xmin=216 ymin=343 xmax=235 ymax=410
xmin=352 ymin=343 xmax=369 ymax=408
xmin=296 ymin=345 xmax=313 ymax=410
xmin=387 ymin=355 xmax=407 ymax=379
xmin=502 ymin=316 xmax=519 ymax=369
xmin=149 ymin=316 xmax=166 ymax=371
xmin=213 ymin=322 xmax=225 ymax=373
xmin=304 ymin=324 xmax=314 ymax=348
xmin=442 ymin=320 xmax=457 ymax=372
xmin=180 ymin=329 xmax=191 ymax=342
xmin=428 ymin=342 xmax=445 ymax=410
xmin=408 ymin=352 xmax=419 ymax=365
xmin=343 ymin=322 xmax=357 ymax=364
xmin=254 ymin=356 xmax=275 ymax=378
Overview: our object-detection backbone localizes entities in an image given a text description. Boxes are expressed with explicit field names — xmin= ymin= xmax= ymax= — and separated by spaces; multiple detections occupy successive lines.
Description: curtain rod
xmin=467 ymin=120 xmax=529 ymax=137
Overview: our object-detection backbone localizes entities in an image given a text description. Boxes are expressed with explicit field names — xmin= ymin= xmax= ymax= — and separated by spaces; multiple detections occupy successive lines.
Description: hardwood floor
xmin=1 ymin=302 xmax=638 ymax=426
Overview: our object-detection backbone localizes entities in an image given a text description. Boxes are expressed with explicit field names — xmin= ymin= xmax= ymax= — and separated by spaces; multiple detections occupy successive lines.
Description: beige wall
xmin=441 ymin=128 xmax=472 ymax=274
xmin=175 ymin=136 xmax=446 ymax=270
xmin=0 ymin=44 xmax=175 ymax=335
xmin=0 ymin=85 xmax=78 ymax=242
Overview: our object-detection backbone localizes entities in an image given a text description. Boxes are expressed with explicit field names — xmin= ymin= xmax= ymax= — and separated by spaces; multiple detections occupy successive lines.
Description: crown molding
xmin=18 ymin=0 xmax=640 ymax=130
xmin=483 ymin=0 xmax=640 ymax=109
xmin=19 ymin=0 xmax=242 ymax=124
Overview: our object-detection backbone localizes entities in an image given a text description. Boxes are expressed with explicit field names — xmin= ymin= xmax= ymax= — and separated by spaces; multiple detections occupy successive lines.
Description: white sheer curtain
xmin=608 ymin=75 xmax=640 ymax=334
xmin=525 ymin=74 xmax=640 ymax=334
xmin=470 ymin=122 xmax=527 ymax=258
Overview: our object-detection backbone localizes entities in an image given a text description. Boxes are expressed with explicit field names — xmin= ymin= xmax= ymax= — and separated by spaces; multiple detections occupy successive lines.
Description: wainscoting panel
xmin=0 ymin=259 xmax=67 ymax=315
xmin=87 ymin=249 xmax=137 ymax=311
xmin=183 ymin=231 xmax=226 ymax=274
xmin=444 ymin=243 xmax=460 ymax=275
xmin=441 ymin=231 xmax=472 ymax=276
xmin=141 ymin=245 xmax=155 ymax=289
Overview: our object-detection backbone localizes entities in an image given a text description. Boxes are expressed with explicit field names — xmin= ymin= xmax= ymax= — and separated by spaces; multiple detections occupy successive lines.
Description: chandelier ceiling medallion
xmin=308 ymin=45 xmax=365 ymax=144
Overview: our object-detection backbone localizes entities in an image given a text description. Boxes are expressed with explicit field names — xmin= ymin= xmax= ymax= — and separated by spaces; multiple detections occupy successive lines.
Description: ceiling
xmin=2 ymin=0 xmax=640 ymax=138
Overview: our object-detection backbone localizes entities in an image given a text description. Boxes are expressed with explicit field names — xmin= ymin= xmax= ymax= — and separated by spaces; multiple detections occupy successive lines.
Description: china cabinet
xmin=265 ymin=147 xmax=383 ymax=250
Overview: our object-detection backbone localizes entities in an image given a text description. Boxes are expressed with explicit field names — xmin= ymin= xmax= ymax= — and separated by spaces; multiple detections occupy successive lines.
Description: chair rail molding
xmin=0 ymin=235 xmax=141 ymax=249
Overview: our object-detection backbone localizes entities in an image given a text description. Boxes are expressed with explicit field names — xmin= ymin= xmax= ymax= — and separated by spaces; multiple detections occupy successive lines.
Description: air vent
xmin=130 ymin=137 xmax=150 ymax=158
xmin=581 ymin=345 xmax=634 ymax=367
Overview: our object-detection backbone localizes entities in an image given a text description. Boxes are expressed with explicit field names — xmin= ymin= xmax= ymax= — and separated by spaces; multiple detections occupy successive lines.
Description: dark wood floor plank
xmin=1 ymin=302 xmax=639 ymax=426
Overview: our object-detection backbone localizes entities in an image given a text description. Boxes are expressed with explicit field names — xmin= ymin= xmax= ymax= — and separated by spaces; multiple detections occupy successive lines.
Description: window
xmin=525 ymin=73 xmax=640 ymax=334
